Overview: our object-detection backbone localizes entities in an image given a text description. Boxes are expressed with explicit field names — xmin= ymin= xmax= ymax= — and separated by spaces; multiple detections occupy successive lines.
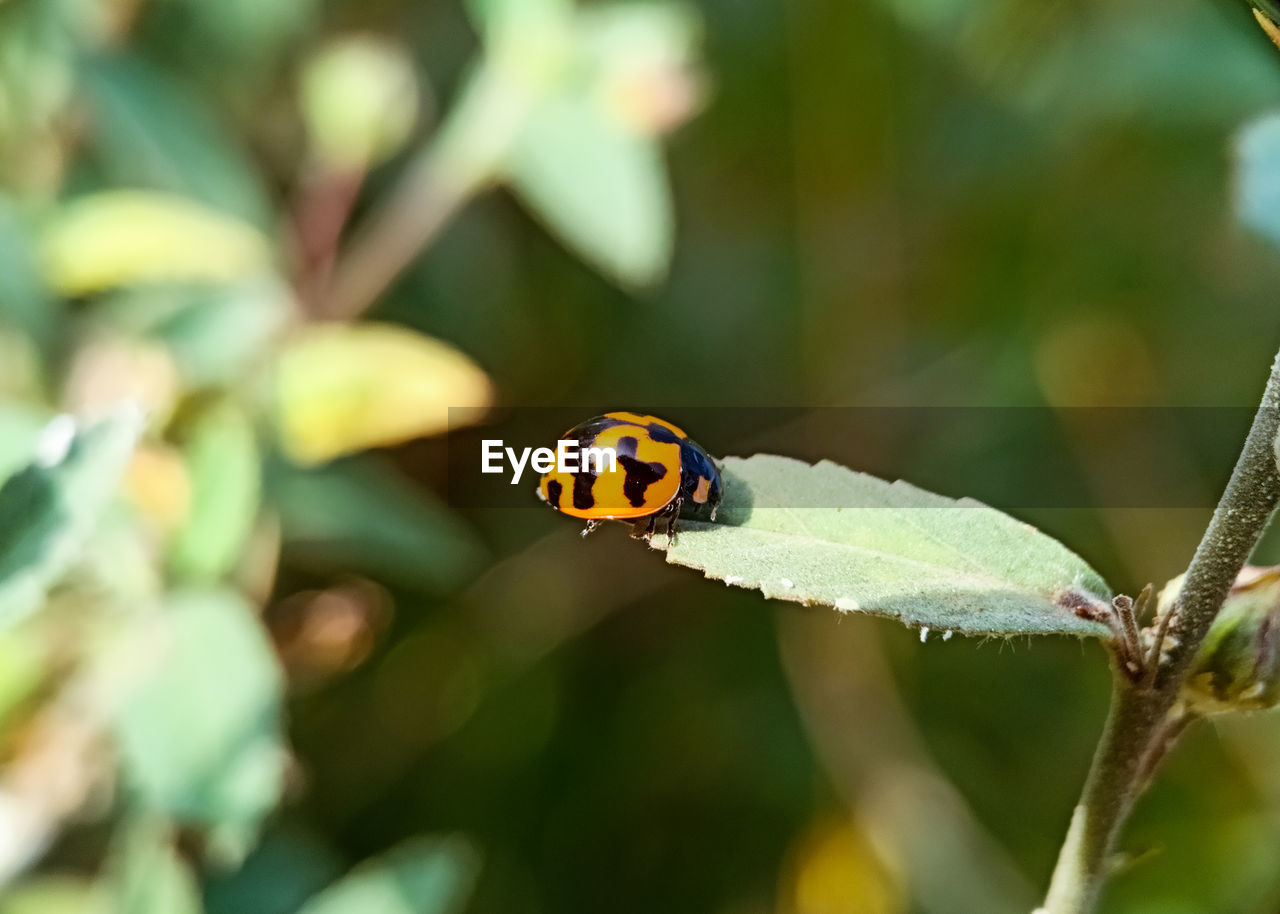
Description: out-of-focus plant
xmin=322 ymin=0 xmax=704 ymax=317
xmin=0 ymin=0 xmax=704 ymax=909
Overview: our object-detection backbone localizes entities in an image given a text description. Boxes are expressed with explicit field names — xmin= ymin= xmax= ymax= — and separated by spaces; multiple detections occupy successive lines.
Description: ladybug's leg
xmin=663 ymin=497 xmax=684 ymax=544
xmin=629 ymin=517 xmax=653 ymax=539
xmin=581 ymin=519 xmax=602 ymax=538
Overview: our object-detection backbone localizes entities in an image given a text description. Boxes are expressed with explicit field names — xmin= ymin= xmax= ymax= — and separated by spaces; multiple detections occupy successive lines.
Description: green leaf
xmin=0 ymin=198 xmax=58 ymax=351
xmin=204 ymin=828 xmax=343 ymax=914
xmin=0 ymin=404 xmax=52 ymax=483
xmin=505 ymin=92 xmax=673 ymax=288
xmin=295 ymin=836 xmax=478 ymax=914
xmin=270 ymin=457 xmax=486 ymax=593
xmin=150 ymin=0 xmax=318 ymax=67
xmin=99 ymin=280 xmax=293 ymax=389
xmin=0 ymin=409 xmax=143 ymax=628
xmin=111 ymin=590 xmax=285 ymax=850
xmin=105 ymin=818 xmax=202 ymax=914
xmin=657 ymin=455 xmax=1113 ymax=639
xmin=81 ymin=55 xmax=271 ymax=227
xmin=167 ymin=400 xmax=261 ymax=584
xmin=465 ymin=0 xmax=571 ymax=41
xmin=1235 ymin=112 xmax=1280 ymax=251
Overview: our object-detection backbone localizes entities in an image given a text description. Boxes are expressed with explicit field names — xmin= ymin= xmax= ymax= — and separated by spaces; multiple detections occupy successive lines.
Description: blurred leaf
xmin=657 ymin=455 xmax=1113 ymax=639
xmin=111 ymin=590 xmax=285 ymax=849
xmin=451 ymin=1 xmax=692 ymax=289
xmin=100 ymin=280 xmax=294 ymax=389
xmin=0 ymin=876 xmax=108 ymax=914
xmin=273 ymin=323 xmax=491 ymax=465
xmin=0 ymin=404 xmax=52 ymax=482
xmin=78 ymin=504 xmax=168 ymax=613
xmin=203 ymin=828 xmax=343 ymax=914
xmin=148 ymin=0 xmax=318 ymax=67
xmin=0 ymin=628 xmax=47 ymax=730
xmin=780 ymin=818 xmax=902 ymax=914
xmin=1235 ymin=112 xmax=1280 ymax=251
xmin=577 ymin=3 xmax=705 ymax=135
xmin=300 ymin=36 xmax=420 ymax=169
xmin=124 ymin=443 xmax=192 ymax=537
xmin=872 ymin=0 xmax=1275 ymax=126
xmin=271 ymin=456 xmax=486 ymax=593
xmin=168 ymin=400 xmax=261 ymax=583
xmin=41 ymin=191 xmax=271 ymax=296
xmin=465 ymin=0 xmax=571 ymax=42
xmin=0 ymin=3 xmax=76 ymax=196
xmin=0 ymin=332 xmax=43 ymax=404
xmin=295 ymin=836 xmax=478 ymax=914
xmin=0 ymin=199 xmax=57 ymax=350
xmin=0 ymin=408 xmax=143 ymax=629
xmin=105 ymin=818 xmax=201 ymax=914
xmin=81 ymin=55 xmax=271 ymax=226
xmin=506 ymin=91 xmax=673 ymax=288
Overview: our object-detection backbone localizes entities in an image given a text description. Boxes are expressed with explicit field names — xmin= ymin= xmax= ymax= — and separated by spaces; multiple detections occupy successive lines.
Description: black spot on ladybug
xmin=572 ymin=473 xmax=595 ymax=511
xmin=546 ymin=479 xmax=563 ymax=508
xmin=572 ymin=416 xmax=628 ymax=446
xmin=615 ymin=435 xmax=668 ymax=508
xmin=645 ymin=422 xmax=681 ymax=444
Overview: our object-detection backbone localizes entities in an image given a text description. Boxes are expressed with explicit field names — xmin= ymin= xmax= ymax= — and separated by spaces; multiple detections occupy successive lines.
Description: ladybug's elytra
xmin=537 ymin=412 xmax=723 ymax=540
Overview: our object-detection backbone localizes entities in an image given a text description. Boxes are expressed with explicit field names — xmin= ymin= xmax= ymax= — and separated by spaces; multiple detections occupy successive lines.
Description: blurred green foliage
xmin=3 ymin=0 xmax=1280 ymax=912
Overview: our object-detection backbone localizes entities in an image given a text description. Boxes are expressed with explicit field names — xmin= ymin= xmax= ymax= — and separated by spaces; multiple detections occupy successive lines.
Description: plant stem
xmin=320 ymin=157 xmax=471 ymax=321
xmin=320 ymin=66 xmax=525 ymax=321
xmin=1040 ymin=345 xmax=1280 ymax=914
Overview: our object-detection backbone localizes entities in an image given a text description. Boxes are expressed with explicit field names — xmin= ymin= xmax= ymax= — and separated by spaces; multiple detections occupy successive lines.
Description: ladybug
xmin=537 ymin=412 xmax=723 ymax=540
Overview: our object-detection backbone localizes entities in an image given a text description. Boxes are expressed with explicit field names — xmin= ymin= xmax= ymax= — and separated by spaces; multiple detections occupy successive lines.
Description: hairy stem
xmin=1041 ymin=345 xmax=1280 ymax=914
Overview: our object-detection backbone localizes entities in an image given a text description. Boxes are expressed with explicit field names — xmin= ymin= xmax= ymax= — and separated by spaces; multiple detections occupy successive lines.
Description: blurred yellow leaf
xmin=1033 ymin=313 xmax=1153 ymax=408
xmin=274 ymin=322 xmax=492 ymax=465
xmin=123 ymin=444 xmax=192 ymax=537
xmin=40 ymin=191 xmax=271 ymax=295
xmin=0 ymin=876 xmax=109 ymax=914
xmin=779 ymin=818 xmax=902 ymax=914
